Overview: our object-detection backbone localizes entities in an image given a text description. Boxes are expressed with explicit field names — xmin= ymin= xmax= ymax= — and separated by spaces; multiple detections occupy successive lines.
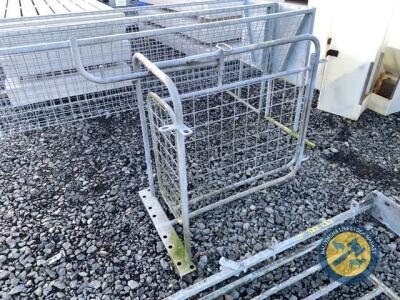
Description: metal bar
xmin=69 ymin=34 xmax=319 ymax=85
xmin=252 ymin=264 xmax=322 ymax=300
xmin=226 ymin=90 xmax=316 ymax=149
xmin=132 ymin=52 xmax=192 ymax=259
xmin=0 ymin=2 xmax=275 ymax=35
xmin=357 ymin=288 xmax=384 ymax=300
xmin=132 ymin=60 xmax=156 ymax=196
xmin=165 ymin=199 xmax=373 ymax=300
xmin=0 ymin=8 xmax=315 ymax=55
xmin=302 ymin=281 xmax=342 ymax=300
xmin=139 ymin=189 xmax=196 ymax=277
xmin=368 ymin=274 xmax=400 ymax=300
xmin=293 ymin=12 xmax=315 ymax=131
xmin=200 ymin=240 xmax=321 ymax=300
xmin=370 ymin=191 xmax=400 ymax=236
xmin=291 ymin=51 xmax=319 ymax=169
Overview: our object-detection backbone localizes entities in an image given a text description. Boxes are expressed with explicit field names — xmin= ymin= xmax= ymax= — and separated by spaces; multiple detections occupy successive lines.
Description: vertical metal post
xmin=244 ymin=0 xmax=257 ymax=65
xmin=293 ymin=12 xmax=315 ymax=131
xmin=294 ymin=50 xmax=319 ymax=164
xmin=259 ymin=4 xmax=276 ymax=115
xmin=133 ymin=53 xmax=193 ymax=259
xmin=132 ymin=63 xmax=156 ymax=196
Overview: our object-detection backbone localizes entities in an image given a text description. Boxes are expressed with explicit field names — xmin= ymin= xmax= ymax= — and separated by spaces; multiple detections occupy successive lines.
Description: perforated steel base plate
xmin=139 ymin=188 xmax=196 ymax=277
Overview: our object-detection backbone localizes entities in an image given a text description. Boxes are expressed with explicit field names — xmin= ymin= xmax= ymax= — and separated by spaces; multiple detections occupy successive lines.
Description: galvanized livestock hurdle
xmin=72 ymin=32 xmax=319 ymax=275
xmin=166 ymin=191 xmax=400 ymax=299
xmin=0 ymin=3 xmax=314 ymax=136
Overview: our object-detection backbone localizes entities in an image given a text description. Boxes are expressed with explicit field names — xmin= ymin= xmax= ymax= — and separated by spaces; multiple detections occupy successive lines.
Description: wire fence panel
xmin=0 ymin=3 xmax=314 ymax=137
xmin=130 ymin=35 xmax=320 ymax=262
xmin=143 ymin=40 xmax=316 ymax=221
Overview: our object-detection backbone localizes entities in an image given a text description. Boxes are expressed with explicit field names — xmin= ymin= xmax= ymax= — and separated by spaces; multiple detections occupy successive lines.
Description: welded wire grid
xmin=0 ymin=4 xmax=274 ymax=48
xmin=145 ymin=42 xmax=311 ymax=220
xmin=0 ymin=6 xmax=311 ymax=137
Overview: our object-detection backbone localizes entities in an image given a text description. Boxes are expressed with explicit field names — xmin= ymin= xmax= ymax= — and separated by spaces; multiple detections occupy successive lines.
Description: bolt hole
xmin=177 ymin=262 xmax=182 ymax=266
xmin=385 ymin=201 xmax=390 ymax=207
xmin=143 ymin=195 xmax=146 ymax=198
xmin=190 ymin=265 xmax=195 ymax=269
xmin=163 ymin=235 xmax=167 ymax=239
xmin=147 ymin=188 xmax=151 ymax=191
xmin=152 ymin=214 xmax=156 ymax=218
xmin=148 ymin=206 xmax=152 ymax=210
xmin=168 ymin=245 xmax=173 ymax=249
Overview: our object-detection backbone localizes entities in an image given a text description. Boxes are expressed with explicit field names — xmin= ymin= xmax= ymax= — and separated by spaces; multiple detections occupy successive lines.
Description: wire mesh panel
xmin=0 ymin=4 xmax=314 ymax=137
xmin=132 ymin=35 xmax=320 ymax=267
xmin=144 ymin=39 xmax=316 ymax=222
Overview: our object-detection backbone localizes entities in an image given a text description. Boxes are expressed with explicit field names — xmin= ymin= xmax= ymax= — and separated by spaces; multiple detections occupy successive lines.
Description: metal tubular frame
xmin=166 ymin=191 xmax=400 ymax=300
xmin=133 ymin=34 xmax=319 ymax=274
xmin=67 ymin=33 xmax=319 ymax=275
xmin=0 ymin=3 xmax=278 ymax=47
xmin=0 ymin=3 xmax=314 ymax=137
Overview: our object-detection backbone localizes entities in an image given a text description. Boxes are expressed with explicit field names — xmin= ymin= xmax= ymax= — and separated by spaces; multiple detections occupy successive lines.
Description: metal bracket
xmin=158 ymin=124 xmax=193 ymax=137
xmin=219 ymin=257 xmax=247 ymax=275
xmin=371 ymin=191 xmax=400 ymax=236
xmin=139 ymin=189 xmax=196 ymax=277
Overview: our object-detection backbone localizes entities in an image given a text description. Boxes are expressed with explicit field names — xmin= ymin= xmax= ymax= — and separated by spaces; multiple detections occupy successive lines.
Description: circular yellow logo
xmin=319 ymin=225 xmax=379 ymax=283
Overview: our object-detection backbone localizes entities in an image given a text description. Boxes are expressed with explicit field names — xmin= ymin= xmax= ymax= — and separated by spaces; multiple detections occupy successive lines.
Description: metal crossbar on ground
xmin=166 ymin=191 xmax=400 ymax=300
xmin=0 ymin=2 xmax=314 ymax=137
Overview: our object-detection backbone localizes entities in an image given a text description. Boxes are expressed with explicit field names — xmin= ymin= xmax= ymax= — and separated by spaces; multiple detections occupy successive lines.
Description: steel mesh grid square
xmin=145 ymin=52 xmax=309 ymax=220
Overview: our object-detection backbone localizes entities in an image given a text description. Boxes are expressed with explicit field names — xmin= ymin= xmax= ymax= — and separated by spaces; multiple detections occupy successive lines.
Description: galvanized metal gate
xmin=135 ymin=34 xmax=319 ymax=275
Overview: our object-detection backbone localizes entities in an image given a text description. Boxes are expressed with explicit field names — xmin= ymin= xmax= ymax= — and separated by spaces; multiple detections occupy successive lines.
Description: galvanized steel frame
xmin=166 ymin=191 xmax=400 ymax=299
xmin=0 ymin=4 xmax=315 ymax=137
xmin=69 ymin=33 xmax=320 ymax=275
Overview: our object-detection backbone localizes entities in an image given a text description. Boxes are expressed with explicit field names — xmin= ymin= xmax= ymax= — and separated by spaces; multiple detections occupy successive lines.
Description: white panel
xmin=33 ymin=0 xmax=54 ymax=16
xmin=6 ymin=0 xmax=21 ymax=18
xmin=45 ymin=0 xmax=69 ymax=14
xmin=58 ymin=0 xmax=82 ymax=13
xmin=0 ymin=0 xmax=6 ymax=19
xmin=316 ymin=0 xmax=397 ymax=120
xmin=21 ymin=0 xmax=38 ymax=17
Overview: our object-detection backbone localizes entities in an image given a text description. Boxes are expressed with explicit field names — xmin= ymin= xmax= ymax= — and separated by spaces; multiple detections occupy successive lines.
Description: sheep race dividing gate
xmin=73 ymin=31 xmax=320 ymax=275
xmin=132 ymin=35 xmax=320 ymax=276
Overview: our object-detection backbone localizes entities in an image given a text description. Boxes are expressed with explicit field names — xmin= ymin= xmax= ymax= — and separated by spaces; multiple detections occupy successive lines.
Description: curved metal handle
xmin=70 ymin=37 xmax=145 ymax=84
xmin=132 ymin=52 xmax=187 ymax=126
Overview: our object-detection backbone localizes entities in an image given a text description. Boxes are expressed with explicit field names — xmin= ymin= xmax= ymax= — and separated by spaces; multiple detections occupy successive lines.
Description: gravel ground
xmin=1 ymin=103 xmax=399 ymax=299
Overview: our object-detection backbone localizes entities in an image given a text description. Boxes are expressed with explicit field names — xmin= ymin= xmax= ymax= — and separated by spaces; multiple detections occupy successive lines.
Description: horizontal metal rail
xmin=0 ymin=2 xmax=275 ymax=35
xmin=165 ymin=197 xmax=373 ymax=300
xmin=252 ymin=264 xmax=323 ymax=300
xmin=200 ymin=240 xmax=321 ymax=300
xmin=69 ymin=34 xmax=319 ymax=85
xmin=0 ymin=8 xmax=315 ymax=55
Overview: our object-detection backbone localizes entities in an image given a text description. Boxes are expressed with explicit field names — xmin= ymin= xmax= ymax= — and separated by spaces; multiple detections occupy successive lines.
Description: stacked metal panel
xmin=0 ymin=1 xmax=314 ymax=136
